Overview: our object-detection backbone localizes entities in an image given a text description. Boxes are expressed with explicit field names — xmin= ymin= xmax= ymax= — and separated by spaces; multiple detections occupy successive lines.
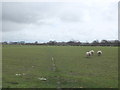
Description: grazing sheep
xmin=97 ymin=50 xmax=102 ymax=56
xmin=86 ymin=51 xmax=91 ymax=57
xmin=90 ymin=50 xmax=94 ymax=55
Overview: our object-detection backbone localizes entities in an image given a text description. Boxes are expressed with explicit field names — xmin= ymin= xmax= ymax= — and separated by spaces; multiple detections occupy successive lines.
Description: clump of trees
xmin=1 ymin=40 xmax=120 ymax=46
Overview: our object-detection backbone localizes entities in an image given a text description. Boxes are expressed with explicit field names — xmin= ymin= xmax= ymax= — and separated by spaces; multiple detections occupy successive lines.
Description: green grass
xmin=2 ymin=45 xmax=118 ymax=88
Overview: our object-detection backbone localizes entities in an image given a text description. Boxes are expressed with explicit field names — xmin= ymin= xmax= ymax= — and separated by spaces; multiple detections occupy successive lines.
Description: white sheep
xmin=86 ymin=51 xmax=91 ymax=57
xmin=90 ymin=50 xmax=94 ymax=55
xmin=97 ymin=50 xmax=102 ymax=56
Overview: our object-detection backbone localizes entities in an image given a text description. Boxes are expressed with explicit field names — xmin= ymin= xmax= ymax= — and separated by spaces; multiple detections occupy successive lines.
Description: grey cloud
xmin=0 ymin=3 xmax=2 ymax=21
xmin=118 ymin=2 xmax=120 ymax=36
xmin=2 ymin=1 xmax=118 ymax=42
xmin=2 ymin=2 xmax=84 ymax=24
xmin=2 ymin=2 xmax=85 ymax=32
xmin=2 ymin=20 xmax=27 ymax=32
xmin=2 ymin=2 xmax=60 ymax=23
xmin=60 ymin=13 xmax=81 ymax=22
xmin=2 ymin=2 xmax=43 ymax=24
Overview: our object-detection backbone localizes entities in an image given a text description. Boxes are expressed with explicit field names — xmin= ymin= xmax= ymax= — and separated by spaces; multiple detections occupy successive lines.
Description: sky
xmin=1 ymin=0 xmax=119 ymax=43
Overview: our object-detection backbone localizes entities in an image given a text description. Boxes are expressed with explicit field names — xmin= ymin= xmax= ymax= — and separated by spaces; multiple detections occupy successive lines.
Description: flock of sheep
xmin=86 ymin=50 xmax=102 ymax=57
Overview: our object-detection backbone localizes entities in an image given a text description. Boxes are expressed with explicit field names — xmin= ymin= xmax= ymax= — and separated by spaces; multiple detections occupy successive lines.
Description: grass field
xmin=2 ymin=45 xmax=118 ymax=88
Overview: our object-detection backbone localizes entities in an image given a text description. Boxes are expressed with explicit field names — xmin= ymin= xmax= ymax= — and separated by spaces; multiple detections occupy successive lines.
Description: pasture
xmin=2 ymin=45 xmax=118 ymax=88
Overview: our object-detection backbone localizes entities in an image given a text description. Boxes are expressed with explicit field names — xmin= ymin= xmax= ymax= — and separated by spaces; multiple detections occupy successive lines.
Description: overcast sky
xmin=2 ymin=0 xmax=119 ymax=42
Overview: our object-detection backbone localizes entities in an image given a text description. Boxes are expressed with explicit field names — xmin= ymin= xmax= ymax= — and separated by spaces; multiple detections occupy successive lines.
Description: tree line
xmin=1 ymin=40 xmax=120 ymax=46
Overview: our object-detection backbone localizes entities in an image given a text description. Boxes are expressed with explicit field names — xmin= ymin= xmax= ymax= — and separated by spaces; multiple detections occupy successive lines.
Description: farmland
xmin=2 ymin=45 xmax=118 ymax=88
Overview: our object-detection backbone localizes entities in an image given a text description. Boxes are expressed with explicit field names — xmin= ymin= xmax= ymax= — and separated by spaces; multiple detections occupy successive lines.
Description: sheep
xmin=86 ymin=51 xmax=91 ymax=57
xmin=97 ymin=50 xmax=102 ymax=56
xmin=90 ymin=50 xmax=94 ymax=56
